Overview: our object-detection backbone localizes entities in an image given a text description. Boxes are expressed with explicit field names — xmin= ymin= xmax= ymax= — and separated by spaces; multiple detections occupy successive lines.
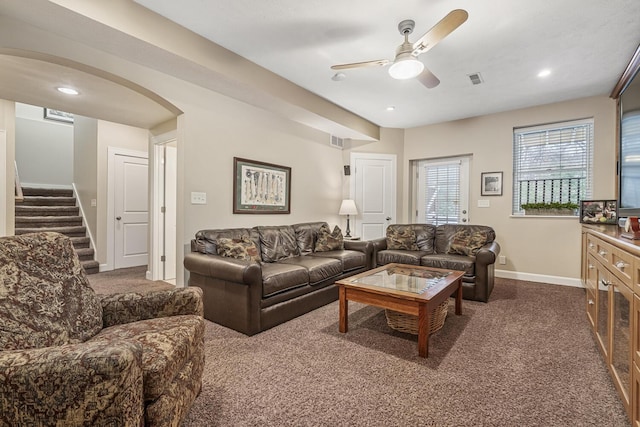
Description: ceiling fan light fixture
xmin=388 ymin=54 xmax=424 ymax=80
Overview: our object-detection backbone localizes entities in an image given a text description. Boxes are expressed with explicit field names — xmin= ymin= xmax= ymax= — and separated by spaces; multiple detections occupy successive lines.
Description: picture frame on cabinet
xmin=580 ymin=199 xmax=618 ymax=224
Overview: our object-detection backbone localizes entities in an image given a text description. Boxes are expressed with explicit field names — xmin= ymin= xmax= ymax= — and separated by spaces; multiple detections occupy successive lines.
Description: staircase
xmin=14 ymin=187 xmax=99 ymax=274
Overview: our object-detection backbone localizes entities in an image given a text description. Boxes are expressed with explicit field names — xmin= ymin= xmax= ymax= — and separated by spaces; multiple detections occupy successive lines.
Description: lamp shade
xmin=339 ymin=199 xmax=358 ymax=215
xmin=388 ymin=53 xmax=424 ymax=80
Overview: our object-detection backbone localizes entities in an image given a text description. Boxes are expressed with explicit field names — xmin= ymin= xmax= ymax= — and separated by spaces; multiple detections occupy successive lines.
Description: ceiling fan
xmin=331 ymin=9 xmax=468 ymax=88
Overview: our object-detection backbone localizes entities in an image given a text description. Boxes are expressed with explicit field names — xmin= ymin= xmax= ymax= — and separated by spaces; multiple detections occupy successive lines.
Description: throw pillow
xmin=216 ymin=236 xmax=261 ymax=262
xmin=386 ymin=226 xmax=419 ymax=251
xmin=315 ymin=224 xmax=344 ymax=252
xmin=448 ymin=229 xmax=489 ymax=256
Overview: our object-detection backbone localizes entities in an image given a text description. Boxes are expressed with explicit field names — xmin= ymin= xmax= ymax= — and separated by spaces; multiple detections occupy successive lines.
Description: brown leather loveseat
xmin=184 ymin=221 xmax=373 ymax=335
xmin=372 ymin=224 xmax=500 ymax=302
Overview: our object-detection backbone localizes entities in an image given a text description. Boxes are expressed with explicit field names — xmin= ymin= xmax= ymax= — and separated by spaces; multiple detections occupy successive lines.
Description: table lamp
xmin=339 ymin=199 xmax=358 ymax=238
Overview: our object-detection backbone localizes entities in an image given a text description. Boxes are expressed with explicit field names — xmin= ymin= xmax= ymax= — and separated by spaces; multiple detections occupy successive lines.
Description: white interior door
xmin=114 ymin=154 xmax=149 ymax=268
xmin=351 ymin=153 xmax=396 ymax=240
xmin=416 ymin=156 xmax=470 ymax=225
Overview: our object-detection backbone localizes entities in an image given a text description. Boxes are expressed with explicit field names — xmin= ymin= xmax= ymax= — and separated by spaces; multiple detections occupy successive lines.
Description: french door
xmin=416 ymin=156 xmax=470 ymax=225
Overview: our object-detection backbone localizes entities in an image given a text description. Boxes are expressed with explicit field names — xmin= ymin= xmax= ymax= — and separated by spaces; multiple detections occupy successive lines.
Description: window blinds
xmin=423 ymin=161 xmax=461 ymax=225
xmin=621 ymin=111 xmax=640 ymax=208
xmin=512 ymin=119 xmax=593 ymax=214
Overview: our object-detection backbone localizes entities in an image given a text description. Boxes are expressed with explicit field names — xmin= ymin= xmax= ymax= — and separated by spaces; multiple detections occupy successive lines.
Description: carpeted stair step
xmin=76 ymin=247 xmax=95 ymax=262
xmin=15 ymin=205 xmax=80 ymax=217
xmin=19 ymin=196 xmax=77 ymax=206
xmin=21 ymin=187 xmax=74 ymax=197
xmin=70 ymin=236 xmax=90 ymax=249
xmin=81 ymin=260 xmax=99 ymax=275
xmin=15 ymin=186 xmax=98 ymax=275
xmin=15 ymin=215 xmax=83 ymax=228
xmin=15 ymin=225 xmax=88 ymax=238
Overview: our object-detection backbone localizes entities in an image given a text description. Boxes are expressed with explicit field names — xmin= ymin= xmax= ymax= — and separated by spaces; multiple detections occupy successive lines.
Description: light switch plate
xmin=191 ymin=192 xmax=207 ymax=205
xmin=477 ymin=199 xmax=490 ymax=208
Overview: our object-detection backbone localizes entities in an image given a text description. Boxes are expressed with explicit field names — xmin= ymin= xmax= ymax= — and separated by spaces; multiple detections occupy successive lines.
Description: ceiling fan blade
xmin=417 ymin=67 xmax=440 ymax=88
xmin=331 ymin=59 xmax=390 ymax=70
xmin=412 ymin=9 xmax=468 ymax=56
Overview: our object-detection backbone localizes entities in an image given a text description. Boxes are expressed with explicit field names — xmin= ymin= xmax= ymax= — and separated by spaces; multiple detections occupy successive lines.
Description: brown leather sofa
xmin=372 ymin=224 xmax=500 ymax=302
xmin=184 ymin=221 xmax=373 ymax=335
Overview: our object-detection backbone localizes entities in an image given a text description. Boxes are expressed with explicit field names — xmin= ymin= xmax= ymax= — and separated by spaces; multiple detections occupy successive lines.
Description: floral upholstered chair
xmin=0 ymin=232 xmax=205 ymax=426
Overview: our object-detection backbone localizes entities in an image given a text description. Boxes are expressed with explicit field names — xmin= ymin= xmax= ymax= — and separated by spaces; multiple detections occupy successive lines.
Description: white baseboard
xmin=99 ymin=263 xmax=109 ymax=272
xmin=495 ymin=269 xmax=583 ymax=288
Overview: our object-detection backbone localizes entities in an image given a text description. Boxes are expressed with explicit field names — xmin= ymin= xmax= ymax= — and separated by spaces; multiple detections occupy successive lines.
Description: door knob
xmin=116 ymin=216 xmax=122 ymax=221
xmin=386 ymin=217 xmax=391 ymax=221
xmin=462 ymin=218 xmax=467 ymax=223
xmin=462 ymin=210 xmax=467 ymax=214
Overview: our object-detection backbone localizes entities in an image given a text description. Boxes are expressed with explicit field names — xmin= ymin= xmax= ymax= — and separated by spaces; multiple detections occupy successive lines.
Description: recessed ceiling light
xmin=331 ymin=72 xmax=346 ymax=82
xmin=537 ymin=69 xmax=551 ymax=78
xmin=56 ymin=87 xmax=79 ymax=95
xmin=386 ymin=106 xmax=396 ymax=111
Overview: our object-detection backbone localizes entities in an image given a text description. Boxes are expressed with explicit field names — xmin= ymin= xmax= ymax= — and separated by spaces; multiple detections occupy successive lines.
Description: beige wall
xmin=73 ymin=116 xmax=98 ymax=246
xmin=0 ymin=100 xmax=16 ymax=236
xmin=404 ymin=95 xmax=617 ymax=281
xmin=15 ymin=103 xmax=74 ymax=187
xmin=177 ymin=87 xmax=348 ymax=239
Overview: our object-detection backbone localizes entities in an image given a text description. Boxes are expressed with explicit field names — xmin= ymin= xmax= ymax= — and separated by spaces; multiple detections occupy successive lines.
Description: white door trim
xmin=106 ymin=147 xmax=148 ymax=272
xmin=349 ymin=152 xmax=397 ymax=238
xmin=151 ymin=134 xmax=177 ymax=283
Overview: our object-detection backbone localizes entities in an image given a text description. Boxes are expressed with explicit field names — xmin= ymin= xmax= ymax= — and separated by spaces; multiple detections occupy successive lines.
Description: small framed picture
xmin=580 ymin=200 xmax=618 ymax=224
xmin=44 ymin=108 xmax=74 ymax=123
xmin=481 ymin=172 xmax=503 ymax=196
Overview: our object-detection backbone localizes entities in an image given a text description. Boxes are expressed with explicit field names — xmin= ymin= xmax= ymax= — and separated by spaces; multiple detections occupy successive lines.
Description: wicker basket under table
xmin=385 ymin=300 xmax=449 ymax=335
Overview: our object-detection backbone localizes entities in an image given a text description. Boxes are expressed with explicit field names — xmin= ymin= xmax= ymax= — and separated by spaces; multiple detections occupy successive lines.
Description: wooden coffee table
xmin=335 ymin=263 xmax=465 ymax=358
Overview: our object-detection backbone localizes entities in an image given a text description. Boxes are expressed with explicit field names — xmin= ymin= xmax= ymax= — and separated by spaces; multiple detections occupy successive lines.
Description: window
xmin=416 ymin=157 xmax=470 ymax=225
xmin=512 ymin=119 xmax=593 ymax=214
xmin=620 ymin=111 xmax=640 ymax=211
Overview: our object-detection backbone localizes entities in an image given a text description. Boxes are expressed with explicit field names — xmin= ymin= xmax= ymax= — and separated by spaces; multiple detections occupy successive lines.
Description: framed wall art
xmin=481 ymin=171 xmax=503 ymax=196
xmin=43 ymin=108 xmax=74 ymax=123
xmin=580 ymin=199 xmax=617 ymax=224
xmin=233 ymin=157 xmax=291 ymax=214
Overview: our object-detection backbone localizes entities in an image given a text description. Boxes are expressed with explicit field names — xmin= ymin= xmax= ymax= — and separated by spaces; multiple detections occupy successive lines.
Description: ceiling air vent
xmin=467 ymin=72 xmax=484 ymax=85
xmin=330 ymin=135 xmax=344 ymax=149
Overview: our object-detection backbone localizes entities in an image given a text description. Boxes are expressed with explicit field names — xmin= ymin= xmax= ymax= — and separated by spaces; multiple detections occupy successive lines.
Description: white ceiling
xmin=135 ymin=0 xmax=640 ymax=129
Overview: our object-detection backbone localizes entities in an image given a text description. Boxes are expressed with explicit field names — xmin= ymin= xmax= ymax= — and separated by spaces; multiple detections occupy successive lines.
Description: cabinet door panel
xmin=596 ymin=264 xmax=610 ymax=359
xmin=611 ymin=278 xmax=632 ymax=414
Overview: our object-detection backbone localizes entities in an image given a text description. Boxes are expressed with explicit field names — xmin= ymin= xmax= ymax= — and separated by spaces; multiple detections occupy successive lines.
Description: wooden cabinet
xmin=582 ymin=226 xmax=640 ymax=421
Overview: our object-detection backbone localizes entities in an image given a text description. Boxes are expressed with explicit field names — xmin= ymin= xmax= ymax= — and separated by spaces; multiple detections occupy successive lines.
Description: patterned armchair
xmin=0 ymin=232 xmax=205 ymax=426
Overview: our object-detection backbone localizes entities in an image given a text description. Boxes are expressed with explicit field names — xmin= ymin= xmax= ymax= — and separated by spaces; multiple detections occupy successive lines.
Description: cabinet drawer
xmin=585 ymin=254 xmax=598 ymax=294
xmin=611 ymin=246 xmax=634 ymax=286
xmin=587 ymin=235 xmax=613 ymax=266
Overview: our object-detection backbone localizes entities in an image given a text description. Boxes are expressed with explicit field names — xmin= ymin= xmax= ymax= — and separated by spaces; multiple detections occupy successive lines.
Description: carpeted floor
xmin=88 ymin=266 xmax=174 ymax=294
xmin=88 ymin=272 xmax=630 ymax=426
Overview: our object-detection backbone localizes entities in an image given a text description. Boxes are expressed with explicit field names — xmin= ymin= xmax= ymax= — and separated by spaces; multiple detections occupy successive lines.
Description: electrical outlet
xmin=499 ymin=255 xmax=507 ymax=265
xmin=477 ymin=199 xmax=490 ymax=208
xmin=191 ymin=192 xmax=207 ymax=205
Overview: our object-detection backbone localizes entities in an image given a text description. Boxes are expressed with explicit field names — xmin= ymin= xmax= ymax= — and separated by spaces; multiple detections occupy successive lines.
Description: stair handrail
xmin=14 ymin=160 xmax=24 ymax=203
